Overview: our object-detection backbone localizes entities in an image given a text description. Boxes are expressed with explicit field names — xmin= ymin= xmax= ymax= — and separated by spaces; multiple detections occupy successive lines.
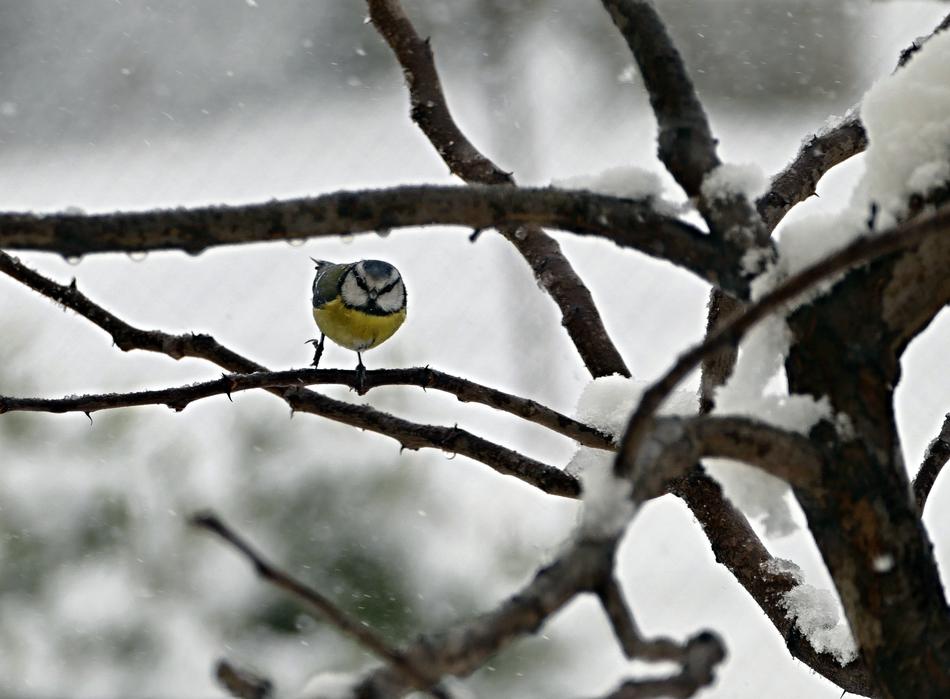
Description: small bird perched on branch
xmin=309 ymin=258 xmax=407 ymax=392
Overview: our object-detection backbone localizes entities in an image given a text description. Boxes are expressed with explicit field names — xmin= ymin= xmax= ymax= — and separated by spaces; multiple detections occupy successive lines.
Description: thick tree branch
xmin=914 ymin=413 xmax=950 ymax=513
xmin=0 ymin=185 xmax=747 ymax=295
xmin=757 ymin=115 xmax=868 ymax=233
xmin=0 ymin=251 xmax=579 ymax=498
xmin=0 ymin=366 xmax=614 ymax=450
xmin=599 ymin=0 xmax=717 ymax=199
xmin=668 ymin=471 xmax=874 ymax=695
xmin=600 ymin=0 xmax=765 ymax=248
xmin=367 ymin=0 xmax=630 ymax=379
xmin=615 ymin=202 xmax=950 ymax=480
xmin=758 ymin=12 xmax=950 ymax=236
xmin=192 ymin=513 xmax=446 ymax=696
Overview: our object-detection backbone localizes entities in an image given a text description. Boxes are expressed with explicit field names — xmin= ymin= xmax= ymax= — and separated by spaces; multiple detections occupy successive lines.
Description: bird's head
xmin=340 ymin=260 xmax=406 ymax=314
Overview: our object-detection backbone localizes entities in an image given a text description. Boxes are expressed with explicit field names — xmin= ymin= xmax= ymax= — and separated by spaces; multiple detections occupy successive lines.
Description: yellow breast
xmin=313 ymin=298 xmax=407 ymax=352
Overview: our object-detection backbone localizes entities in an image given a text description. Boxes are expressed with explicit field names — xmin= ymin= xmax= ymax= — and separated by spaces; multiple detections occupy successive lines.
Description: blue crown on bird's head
xmin=310 ymin=257 xmax=333 ymax=272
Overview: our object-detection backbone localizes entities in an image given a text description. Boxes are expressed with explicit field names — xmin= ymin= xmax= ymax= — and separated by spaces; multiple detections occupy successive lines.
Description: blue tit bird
xmin=309 ymin=258 xmax=407 ymax=390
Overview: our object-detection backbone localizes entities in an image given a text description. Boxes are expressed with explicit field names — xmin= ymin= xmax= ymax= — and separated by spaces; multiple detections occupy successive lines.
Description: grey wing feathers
xmin=312 ymin=262 xmax=350 ymax=308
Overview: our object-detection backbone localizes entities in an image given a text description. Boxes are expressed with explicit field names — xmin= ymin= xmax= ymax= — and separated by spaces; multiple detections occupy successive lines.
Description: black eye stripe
xmin=352 ymin=272 xmax=370 ymax=292
xmin=378 ymin=279 xmax=401 ymax=295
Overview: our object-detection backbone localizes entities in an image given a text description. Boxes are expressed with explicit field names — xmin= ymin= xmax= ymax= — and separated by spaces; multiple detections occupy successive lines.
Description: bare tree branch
xmin=667 ymin=471 xmax=874 ymax=695
xmin=192 ymin=513 xmax=447 ymax=697
xmin=0 ymin=366 xmax=614 ymax=450
xmin=0 ymin=251 xmax=580 ymax=498
xmin=636 ymin=415 xmax=824 ymax=499
xmin=914 ymin=412 xmax=950 ymax=512
xmin=595 ymin=633 xmax=725 ymax=699
xmin=615 ymin=202 xmax=950 ymax=480
xmin=0 ymin=185 xmax=747 ymax=294
xmin=354 ymin=528 xmax=723 ymax=698
xmin=698 ymin=292 xmax=743 ymax=413
xmin=367 ymin=0 xmax=631 ymax=379
xmin=896 ymin=12 xmax=950 ymax=69
xmin=600 ymin=0 xmax=765 ymax=249
xmin=215 ymin=660 xmax=274 ymax=699
xmin=598 ymin=576 xmax=687 ymax=662
xmin=599 ymin=0 xmax=717 ymax=199
xmin=757 ymin=116 xmax=868 ymax=234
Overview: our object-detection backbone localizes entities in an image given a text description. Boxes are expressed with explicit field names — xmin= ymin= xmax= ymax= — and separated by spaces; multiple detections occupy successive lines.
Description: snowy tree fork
xmin=1 ymin=2 xmax=949 ymax=698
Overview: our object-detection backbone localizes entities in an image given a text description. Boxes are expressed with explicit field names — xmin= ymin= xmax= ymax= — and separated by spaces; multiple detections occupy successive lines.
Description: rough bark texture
xmin=787 ymin=233 xmax=950 ymax=698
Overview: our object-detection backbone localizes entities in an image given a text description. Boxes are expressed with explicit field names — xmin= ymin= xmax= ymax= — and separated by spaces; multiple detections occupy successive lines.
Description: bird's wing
xmin=312 ymin=262 xmax=351 ymax=308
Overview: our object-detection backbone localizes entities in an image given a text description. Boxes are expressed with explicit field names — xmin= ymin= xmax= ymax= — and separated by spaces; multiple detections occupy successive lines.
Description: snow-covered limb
xmin=781 ymin=584 xmax=858 ymax=667
xmin=914 ymin=412 xmax=950 ymax=512
xmin=614 ymin=199 xmax=950 ymax=486
xmin=622 ymin=415 xmax=823 ymax=504
xmin=668 ymin=472 xmax=874 ymax=695
xmin=758 ymin=12 xmax=950 ymax=235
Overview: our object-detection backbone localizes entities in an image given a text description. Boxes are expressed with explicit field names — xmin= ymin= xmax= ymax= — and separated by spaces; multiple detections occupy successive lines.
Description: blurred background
xmin=0 ymin=1 xmax=947 ymax=697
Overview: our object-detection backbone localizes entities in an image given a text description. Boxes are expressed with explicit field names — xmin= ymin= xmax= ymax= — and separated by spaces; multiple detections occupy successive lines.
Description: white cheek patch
xmin=340 ymin=273 xmax=369 ymax=307
xmin=377 ymin=280 xmax=405 ymax=313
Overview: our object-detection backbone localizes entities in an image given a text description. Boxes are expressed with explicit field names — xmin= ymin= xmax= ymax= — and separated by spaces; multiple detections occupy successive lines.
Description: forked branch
xmin=0 ymin=250 xmax=579 ymax=498
xmin=367 ymin=0 xmax=631 ymax=378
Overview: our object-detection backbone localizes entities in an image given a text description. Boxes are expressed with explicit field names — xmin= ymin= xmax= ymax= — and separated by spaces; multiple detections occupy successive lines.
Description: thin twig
xmin=354 ymin=534 xmax=622 ymax=696
xmin=595 ymin=632 xmax=726 ymax=699
xmin=367 ymin=0 xmax=631 ymax=378
xmin=615 ymin=202 xmax=950 ymax=479
xmin=598 ymin=577 xmax=685 ymax=662
xmin=192 ymin=513 xmax=445 ymax=696
xmin=0 ymin=366 xmax=614 ymax=450
xmin=215 ymin=660 xmax=274 ymax=699
xmin=0 ymin=251 xmax=580 ymax=498
xmin=914 ymin=413 xmax=950 ymax=512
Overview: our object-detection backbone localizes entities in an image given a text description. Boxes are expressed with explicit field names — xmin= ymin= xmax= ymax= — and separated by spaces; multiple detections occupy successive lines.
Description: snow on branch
xmin=614 ymin=201 xmax=950 ymax=484
xmin=600 ymin=0 xmax=766 ymax=249
xmin=758 ymin=12 xmax=950 ymax=235
xmin=914 ymin=412 xmax=950 ymax=512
